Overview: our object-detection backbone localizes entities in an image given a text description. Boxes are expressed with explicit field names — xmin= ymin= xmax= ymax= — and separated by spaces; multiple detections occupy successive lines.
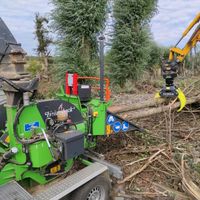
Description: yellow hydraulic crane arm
xmin=183 ymin=13 xmax=200 ymax=37
xmin=156 ymin=12 xmax=200 ymax=112
xmin=169 ymin=12 xmax=200 ymax=62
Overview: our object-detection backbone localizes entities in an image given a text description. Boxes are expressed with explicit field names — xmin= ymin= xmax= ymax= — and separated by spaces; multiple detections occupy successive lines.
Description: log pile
xmin=109 ymin=94 xmax=200 ymax=119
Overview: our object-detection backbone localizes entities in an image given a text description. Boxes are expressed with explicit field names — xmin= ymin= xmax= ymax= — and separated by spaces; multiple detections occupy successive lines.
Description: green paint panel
xmin=6 ymin=106 xmax=27 ymax=164
xmin=57 ymin=89 xmax=111 ymax=136
xmin=29 ymin=141 xmax=53 ymax=168
xmin=0 ymin=163 xmax=28 ymax=185
xmin=57 ymin=88 xmax=83 ymax=112
xmin=17 ymin=104 xmax=46 ymax=139
xmin=89 ymin=99 xmax=109 ymax=136
xmin=22 ymin=170 xmax=47 ymax=185
xmin=0 ymin=164 xmax=15 ymax=185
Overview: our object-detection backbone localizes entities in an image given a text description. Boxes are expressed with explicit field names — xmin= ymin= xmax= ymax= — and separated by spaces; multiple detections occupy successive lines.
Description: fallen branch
xmin=181 ymin=154 xmax=200 ymax=200
xmin=118 ymin=149 xmax=165 ymax=184
xmin=126 ymin=95 xmax=200 ymax=120
xmin=108 ymin=97 xmax=165 ymax=114
xmin=118 ymin=191 xmax=167 ymax=199
xmin=125 ymin=157 xmax=148 ymax=167
xmin=109 ymin=79 xmax=200 ymax=115
xmin=153 ymin=182 xmax=190 ymax=200
xmin=114 ymin=144 xmax=166 ymax=155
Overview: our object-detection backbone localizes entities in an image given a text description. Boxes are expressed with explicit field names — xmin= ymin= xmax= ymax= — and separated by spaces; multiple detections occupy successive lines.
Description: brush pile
xmin=97 ymin=78 xmax=200 ymax=200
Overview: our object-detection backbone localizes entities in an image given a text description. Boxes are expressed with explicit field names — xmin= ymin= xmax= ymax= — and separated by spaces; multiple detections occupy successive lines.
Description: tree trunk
xmin=43 ymin=56 xmax=49 ymax=73
xmin=108 ymin=97 xmax=165 ymax=114
xmin=109 ymin=95 xmax=200 ymax=120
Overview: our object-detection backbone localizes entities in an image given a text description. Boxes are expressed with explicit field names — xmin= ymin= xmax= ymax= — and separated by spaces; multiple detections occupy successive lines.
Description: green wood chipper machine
xmin=0 ymin=18 xmax=142 ymax=200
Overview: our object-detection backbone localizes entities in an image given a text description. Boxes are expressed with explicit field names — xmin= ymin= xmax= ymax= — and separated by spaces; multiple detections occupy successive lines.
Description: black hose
xmin=13 ymin=105 xmax=44 ymax=144
xmin=88 ymin=106 xmax=93 ymax=136
xmin=52 ymin=122 xmax=77 ymax=135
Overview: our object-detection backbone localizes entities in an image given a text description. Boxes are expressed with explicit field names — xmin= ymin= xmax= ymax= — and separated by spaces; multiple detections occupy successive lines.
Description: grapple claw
xmin=176 ymin=88 xmax=186 ymax=112
xmin=155 ymin=87 xmax=186 ymax=112
xmin=155 ymin=92 xmax=161 ymax=99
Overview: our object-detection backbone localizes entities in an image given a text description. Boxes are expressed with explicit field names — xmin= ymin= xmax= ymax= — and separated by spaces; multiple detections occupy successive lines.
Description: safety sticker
xmin=113 ymin=121 xmax=121 ymax=133
xmin=122 ymin=121 xmax=129 ymax=132
xmin=107 ymin=115 xmax=115 ymax=125
xmin=24 ymin=121 xmax=40 ymax=132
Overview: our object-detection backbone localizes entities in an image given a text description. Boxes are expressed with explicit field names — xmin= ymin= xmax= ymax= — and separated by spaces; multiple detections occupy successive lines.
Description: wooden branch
xmin=109 ymin=95 xmax=200 ymax=120
xmin=181 ymin=154 xmax=200 ymax=200
xmin=126 ymin=95 xmax=200 ymax=120
xmin=109 ymin=79 xmax=200 ymax=114
xmin=114 ymin=144 xmax=166 ymax=155
xmin=153 ymin=183 xmax=190 ymax=200
xmin=118 ymin=149 xmax=165 ymax=184
xmin=108 ymin=97 xmax=165 ymax=114
xmin=125 ymin=157 xmax=148 ymax=166
xmin=118 ymin=191 xmax=167 ymax=199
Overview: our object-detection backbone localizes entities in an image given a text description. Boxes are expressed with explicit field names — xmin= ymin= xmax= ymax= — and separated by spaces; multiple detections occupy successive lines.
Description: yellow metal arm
xmin=169 ymin=25 xmax=200 ymax=62
xmin=169 ymin=12 xmax=200 ymax=62
xmin=182 ymin=13 xmax=200 ymax=37
xmin=156 ymin=12 xmax=200 ymax=112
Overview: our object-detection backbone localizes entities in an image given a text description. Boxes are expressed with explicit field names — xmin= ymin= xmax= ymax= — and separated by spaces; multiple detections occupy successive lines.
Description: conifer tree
xmin=109 ymin=0 xmax=158 ymax=87
xmin=51 ymin=0 xmax=107 ymax=77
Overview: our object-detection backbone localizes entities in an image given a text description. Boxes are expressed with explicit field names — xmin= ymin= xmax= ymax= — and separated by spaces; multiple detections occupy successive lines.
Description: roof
xmin=0 ymin=17 xmax=26 ymax=60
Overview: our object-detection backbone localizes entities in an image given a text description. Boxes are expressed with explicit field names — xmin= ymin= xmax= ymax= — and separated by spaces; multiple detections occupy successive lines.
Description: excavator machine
xmin=156 ymin=12 xmax=200 ymax=111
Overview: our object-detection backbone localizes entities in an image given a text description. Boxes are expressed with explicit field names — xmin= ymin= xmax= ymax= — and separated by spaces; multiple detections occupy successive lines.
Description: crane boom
xmin=182 ymin=13 xmax=200 ymax=37
xmin=156 ymin=12 xmax=200 ymax=112
xmin=170 ymin=13 xmax=200 ymax=62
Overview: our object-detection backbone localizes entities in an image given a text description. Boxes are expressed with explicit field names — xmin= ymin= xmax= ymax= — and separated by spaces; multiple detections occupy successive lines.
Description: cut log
xmin=110 ymin=95 xmax=200 ymax=120
xmin=108 ymin=98 xmax=165 ymax=114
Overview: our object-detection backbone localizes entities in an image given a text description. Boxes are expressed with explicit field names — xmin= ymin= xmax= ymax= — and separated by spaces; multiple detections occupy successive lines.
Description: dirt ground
xmin=96 ymin=89 xmax=200 ymax=200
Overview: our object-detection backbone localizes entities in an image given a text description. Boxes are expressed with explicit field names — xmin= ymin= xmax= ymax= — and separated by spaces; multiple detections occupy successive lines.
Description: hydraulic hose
xmin=13 ymin=105 xmax=44 ymax=145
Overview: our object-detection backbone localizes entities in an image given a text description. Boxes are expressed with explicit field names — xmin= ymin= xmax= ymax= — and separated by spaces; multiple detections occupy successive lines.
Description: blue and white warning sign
xmin=107 ymin=115 xmax=115 ymax=125
xmin=24 ymin=121 xmax=40 ymax=132
xmin=113 ymin=121 xmax=121 ymax=133
xmin=122 ymin=121 xmax=129 ymax=132
xmin=106 ymin=111 xmax=141 ymax=135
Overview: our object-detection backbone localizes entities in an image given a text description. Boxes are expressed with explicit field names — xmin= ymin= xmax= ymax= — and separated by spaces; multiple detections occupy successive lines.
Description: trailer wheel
xmin=71 ymin=175 xmax=111 ymax=200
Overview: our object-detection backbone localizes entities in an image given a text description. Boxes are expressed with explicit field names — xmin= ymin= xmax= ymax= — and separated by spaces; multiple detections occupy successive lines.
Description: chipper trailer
xmin=0 ymin=18 xmax=142 ymax=200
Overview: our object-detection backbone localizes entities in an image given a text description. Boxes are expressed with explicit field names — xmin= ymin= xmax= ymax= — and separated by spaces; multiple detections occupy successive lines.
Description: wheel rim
xmin=86 ymin=185 xmax=105 ymax=200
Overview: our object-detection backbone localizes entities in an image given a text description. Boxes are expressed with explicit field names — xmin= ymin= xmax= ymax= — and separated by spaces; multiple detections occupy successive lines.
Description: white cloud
xmin=0 ymin=0 xmax=52 ymax=55
xmin=0 ymin=0 xmax=199 ymax=54
xmin=151 ymin=0 xmax=200 ymax=47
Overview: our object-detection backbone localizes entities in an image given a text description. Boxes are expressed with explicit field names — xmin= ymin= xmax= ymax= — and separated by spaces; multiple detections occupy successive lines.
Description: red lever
xmin=65 ymin=72 xmax=78 ymax=95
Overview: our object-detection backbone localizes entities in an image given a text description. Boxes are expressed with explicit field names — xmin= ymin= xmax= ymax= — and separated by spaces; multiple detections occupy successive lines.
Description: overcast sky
xmin=0 ymin=0 xmax=199 ymax=55
xmin=151 ymin=0 xmax=200 ymax=48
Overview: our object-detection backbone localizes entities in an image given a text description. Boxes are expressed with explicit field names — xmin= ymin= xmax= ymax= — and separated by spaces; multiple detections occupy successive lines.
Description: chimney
xmin=0 ymin=18 xmax=29 ymax=80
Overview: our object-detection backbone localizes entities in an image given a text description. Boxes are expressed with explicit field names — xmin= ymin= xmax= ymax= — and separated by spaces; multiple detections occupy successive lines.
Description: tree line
xmin=32 ymin=0 xmax=187 ymax=88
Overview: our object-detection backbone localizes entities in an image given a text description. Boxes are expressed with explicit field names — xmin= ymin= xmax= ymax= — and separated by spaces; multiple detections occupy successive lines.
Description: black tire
xmin=70 ymin=175 xmax=111 ymax=200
